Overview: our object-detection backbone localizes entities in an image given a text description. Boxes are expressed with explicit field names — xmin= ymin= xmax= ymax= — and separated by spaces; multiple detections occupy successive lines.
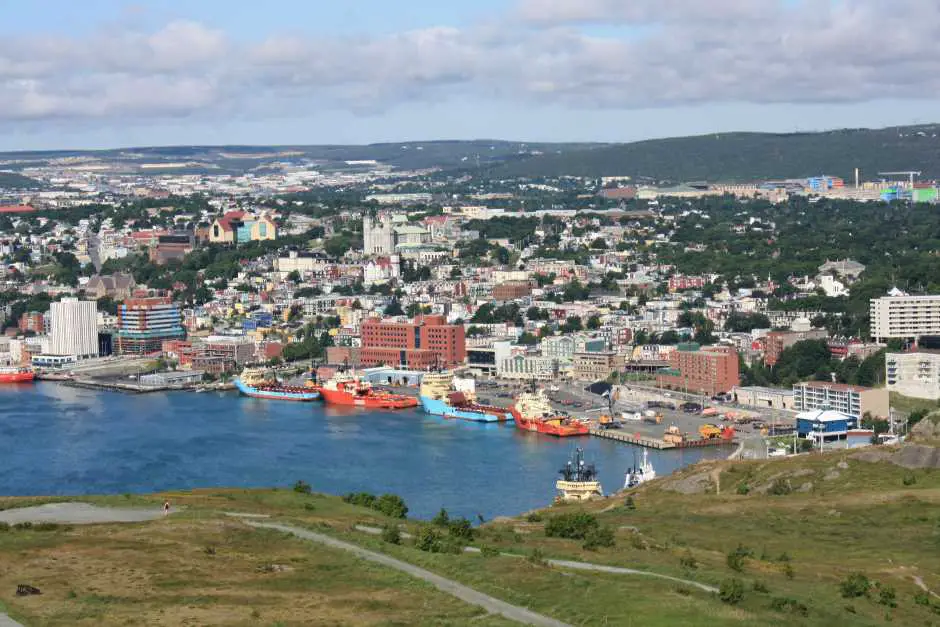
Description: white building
xmin=870 ymin=293 xmax=940 ymax=342
xmin=498 ymin=354 xmax=558 ymax=381
xmin=49 ymin=297 xmax=99 ymax=359
xmin=886 ymin=351 xmax=940 ymax=400
xmin=363 ymin=215 xmax=395 ymax=255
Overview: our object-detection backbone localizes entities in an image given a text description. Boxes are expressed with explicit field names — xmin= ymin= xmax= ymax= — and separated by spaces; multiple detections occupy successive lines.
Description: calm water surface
xmin=0 ymin=383 xmax=729 ymax=520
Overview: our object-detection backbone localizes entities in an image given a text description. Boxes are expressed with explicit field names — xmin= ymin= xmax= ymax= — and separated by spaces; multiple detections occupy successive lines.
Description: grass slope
xmin=1 ymin=451 xmax=938 ymax=626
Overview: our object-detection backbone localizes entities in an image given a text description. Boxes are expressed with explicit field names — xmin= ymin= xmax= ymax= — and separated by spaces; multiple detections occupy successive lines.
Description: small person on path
xmin=163 ymin=501 xmax=170 ymax=516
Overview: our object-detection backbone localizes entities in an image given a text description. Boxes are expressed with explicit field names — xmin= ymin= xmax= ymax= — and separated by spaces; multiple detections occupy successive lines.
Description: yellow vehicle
xmin=699 ymin=424 xmax=723 ymax=440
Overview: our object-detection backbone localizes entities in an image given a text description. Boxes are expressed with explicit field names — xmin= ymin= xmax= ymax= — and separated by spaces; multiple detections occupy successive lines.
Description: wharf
xmin=61 ymin=378 xmax=192 ymax=394
xmin=589 ymin=427 xmax=736 ymax=450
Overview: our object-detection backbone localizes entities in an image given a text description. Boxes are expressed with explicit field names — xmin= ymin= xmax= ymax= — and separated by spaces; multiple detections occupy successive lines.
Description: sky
xmin=2 ymin=0 xmax=940 ymax=150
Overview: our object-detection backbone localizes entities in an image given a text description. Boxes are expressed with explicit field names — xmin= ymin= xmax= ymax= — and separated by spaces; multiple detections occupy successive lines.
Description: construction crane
xmin=878 ymin=171 xmax=922 ymax=187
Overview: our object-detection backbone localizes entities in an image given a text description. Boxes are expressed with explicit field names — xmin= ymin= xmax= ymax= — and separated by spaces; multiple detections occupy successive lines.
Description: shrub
xmin=414 ymin=526 xmax=443 ymax=553
xmin=479 ymin=544 xmax=500 ymax=558
xmin=292 ymin=480 xmax=312 ymax=495
xmin=736 ymin=483 xmax=751 ymax=495
xmin=770 ymin=597 xmax=809 ymax=616
xmin=719 ymin=578 xmax=745 ymax=605
xmin=624 ymin=496 xmax=637 ymax=510
xmin=0 ymin=522 xmax=10 ymax=533
xmin=629 ymin=532 xmax=647 ymax=550
xmin=753 ymin=580 xmax=769 ymax=594
xmin=374 ymin=494 xmax=408 ymax=519
xmin=303 ymin=503 xmax=316 ymax=511
xmin=439 ymin=537 xmax=466 ymax=555
xmin=914 ymin=591 xmax=930 ymax=606
xmin=381 ymin=524 xmax=401 ymax=545
xmin=527 ymin=547 xmax=546 ymax=566
xmin=203 ymin=546 xmax=217 ymax=556
xmin=878 ymin=585 xmax=897 ymax=608
xmin=526 ymin=512 xmax=543 ymax=523
xmin=769 ymin=478 xmax=792 ymax=496
xmin=583 ymin=526 xmax=616 ymax=550
xmin=432 ymin=508 xmax=450 ymax=527
xmin=726 ymin=545 xmax=751 ymax=572
xmin=840 ymin=573 xmax=871 ymax=599
xmin=343 ymin=492 xmax=376 ymax=508
xmin=679 ymin=550 xmax=698 ymax=570
xmin=544 ymin=511 xmax=599 ymax=540
xmin=783 ymin=563 xmax=795 ymax=579
xmin=902 ymin=472 xmax=917 ymax=486
xmin=13 ymin=522 xmax=33 ymax=530
xmin=448 ymin=517 xmax=476 ymax=542
xmin=776 ymin=552 xmax=791 ymax=563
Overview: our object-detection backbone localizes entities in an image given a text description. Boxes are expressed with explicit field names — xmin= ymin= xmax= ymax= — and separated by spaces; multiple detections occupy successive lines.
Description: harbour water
xmin=0 ymin=383 xmax=729 ymax=521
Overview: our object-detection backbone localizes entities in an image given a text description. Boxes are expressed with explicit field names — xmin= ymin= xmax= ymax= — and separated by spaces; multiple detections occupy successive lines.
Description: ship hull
xmin=510 ymin=408 xmax=590 ymax=437
xmin=234 ymin=378 xmax=320 ymax=402
xmin=318 ymin=387 xmax=418 ymax=409
xmin=420 ymin=395 xmax=512 ymax=423
xmin=0 ymin=371 xmax=34 ymax=384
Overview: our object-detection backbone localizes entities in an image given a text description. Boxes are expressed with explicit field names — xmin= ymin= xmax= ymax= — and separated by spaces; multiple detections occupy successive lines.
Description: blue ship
xmin=419 ymin=372 xmax=512 ymax=422
xmin=234 ymin=369 xmax=320 ymax=402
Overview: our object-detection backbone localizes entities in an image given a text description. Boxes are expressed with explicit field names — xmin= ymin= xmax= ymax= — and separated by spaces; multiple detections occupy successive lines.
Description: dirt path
xmin=0 ymin=614 xmax=25 ymax=627
xmin=0 ymin=502 xmax=176 ymax=525
xmin=353 ymin=524 xmax=717 ymax=592
xmin=247 ymin=521 xmax=571 ymax=627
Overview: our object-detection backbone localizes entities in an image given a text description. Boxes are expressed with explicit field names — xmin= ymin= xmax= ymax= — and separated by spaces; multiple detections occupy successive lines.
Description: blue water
xmin=0 ymin=383 xmax=729 ymax=521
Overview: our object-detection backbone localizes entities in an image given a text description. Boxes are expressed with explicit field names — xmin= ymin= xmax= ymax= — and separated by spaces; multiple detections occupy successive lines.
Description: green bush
xmin=526 ymin=512 xmax=543 ymax=523
xmin=902 ymin=472 xmax=917 ymax=486
xmin=726 ymin=544 xmax=752 ymax=572
xmin=770 ymin=597 xmax=809 ymax=616
xmin=736 ymin=482 xmax=751 ymax=495
xmin=374 ymin=494 xmax=408 ymax=519
xmin=292 ymin=480 xmax=312 ymax=495
xmin=679 ymin=549 xmax=698 ymax=570
xmin=527 ymin=547 xmax=546 ymax=566
xmin=0 ymin=522 xmax=10 ymax=533
xmin=342 ymin=492 xmax=376 ymax=508
xmin=769 ymin=478 xmax=792 ymax=496
xmin=624 ymin=496 xmax=637 ymax=510
xmin=783 ymin=563 xmax=795 ymax=579
xmin=479 ymin=544 xmax=500 ymax=558
xmin=381 ymin=524 xmax=401 ymax=545
xmin=914 ymin=591 xmax=931 ymax=606
xmin=432 ymin=508 xmax=450 ymax=527
xmin=544 ymin=511 xmax=599 ymax=540
xmin=840 ymin=573 xmax=871 ymax=599
xmin=753 ymin=581 xmax=769 ymax=594
xmin=719 ymin=578 xmax=745 ymax=605
xmin=448 ymin=517 xmax=475 ymax=542
xmin=414 ymin=526 xmax=443 ymax=553
xmin=582 ymin=526 xmax=615 ymax=550
xmin=878 ymin=585 xmax=897 ymax=608
xmin=13 ymin=522 xmax=33 ymax=530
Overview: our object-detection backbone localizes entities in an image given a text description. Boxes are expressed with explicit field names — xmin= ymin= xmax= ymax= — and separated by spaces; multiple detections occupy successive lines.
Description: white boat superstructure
xmin=623 ymin=449 xmax=657 ymax=489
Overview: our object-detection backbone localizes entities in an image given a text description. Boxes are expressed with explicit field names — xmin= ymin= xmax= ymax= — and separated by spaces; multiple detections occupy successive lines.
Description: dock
xmin=589 ymin=427 xmax=737 ymax=450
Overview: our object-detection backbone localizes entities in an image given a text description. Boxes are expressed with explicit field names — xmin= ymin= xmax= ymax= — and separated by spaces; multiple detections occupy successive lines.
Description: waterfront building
xmin=498 ymin=353 xmax=557 ymax=381
xmin=359 ymin=315 xmax=465 ymax=368
xmin=886 ymin=350 xmax=940 ymax=400
xmin=870 ymin=293 xmax=940 ymax=343
xmin=792 ymin=381 xmax=888 ymax=419
xmin=49 ymin=297 xmax=99 ymax=359
xmin=795 ymin=408 xmax=857 ymax=447
xmin=115 ymin=297 xmax=185 ymax=355
xmin=655 ymin=344 xmax=740 ymax=396
xmin=731 ymin=385 xmax=795 ymax=410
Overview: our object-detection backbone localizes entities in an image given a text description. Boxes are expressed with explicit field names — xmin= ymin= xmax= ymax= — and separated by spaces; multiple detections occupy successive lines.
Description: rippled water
xmin=0 ymin=383 xmax=729 ymax=520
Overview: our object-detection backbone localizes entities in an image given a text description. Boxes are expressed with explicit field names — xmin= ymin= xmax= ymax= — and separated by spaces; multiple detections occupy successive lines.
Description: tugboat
xmin=623 ymin=449 xmax=657 ymax=489
xmin=556 ymin=447 xmax=603 ymax=502
xmin=511 ymin=389 xmax=589 ymax=437
xmin=313 ymin=373 xmax=418 ymax=409
xmin=0 ymin=366 xmax=34 ymax=384
xmin=234 ymin=368 xmax=320 ymax=402
xmin=419 ymin=372 xmax=512 ymax=422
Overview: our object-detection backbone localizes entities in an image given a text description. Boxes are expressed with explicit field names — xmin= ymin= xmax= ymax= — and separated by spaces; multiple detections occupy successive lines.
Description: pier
xmin=589 ymin=427 xmax=737 ymax=450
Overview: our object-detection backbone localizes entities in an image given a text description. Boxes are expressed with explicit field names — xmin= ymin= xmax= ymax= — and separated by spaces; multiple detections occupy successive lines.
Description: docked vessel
xmin=510 ymin=389 xmax=589 ymax=437
xmin=234 ymin=368 xmax=320 ymax=402
xmin=0 ymin=366 xmax=34 ymax=384
xmin=556 ymin=447 xmax=603 ymax=502
xmin=314 ymin=373 xmax=418 ymax=409
xmin=419 ymin=372 xmax=511 ymax=422
xmin=623 ymin=449 xmax=657 ymax=489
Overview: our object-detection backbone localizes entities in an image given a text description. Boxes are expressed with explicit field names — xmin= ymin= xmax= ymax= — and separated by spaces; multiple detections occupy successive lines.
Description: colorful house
xmin=209 ymin=211 xmax=277 ymax=244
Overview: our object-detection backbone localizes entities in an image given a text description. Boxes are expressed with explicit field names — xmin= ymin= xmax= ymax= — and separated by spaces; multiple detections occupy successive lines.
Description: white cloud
xmin=1 ymin=2 xmax=939 ymax=127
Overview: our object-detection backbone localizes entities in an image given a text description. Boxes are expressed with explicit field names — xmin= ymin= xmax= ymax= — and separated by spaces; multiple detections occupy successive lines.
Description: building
xmin=359 ymin=315 xmax=465 ymax=369
xmin=572 ymin=351 xmax=624 ymax=381
xmin=150 ymin=233 xmax=195 ymax=265
xmin=731 ymin=386 xmax=795 ymax=410
xmin=363 ymin=214 xmax=395 ymax=255
xmin=870 ymin=293 xmax=940 ymax=343
xmin=796 ymin=409 xmax=858 ymax=447
xmin=49 ymin=297 xmax=99 ymax=359
xmin=541 ymin=335 xmax=576 ymax=363
xmin=668 ymin=275 xmax=706 ymax=293
xmin=209 ymin=211 xmax=277 ymax=244
xmin=18 ymin=311 xmax=45 ymax=334
xmin=85 ymin=273 xmax=136 ymax=300
xmin=763 ymin=328 xmax=828 ymax=366
xmin=115 ymin=297 xmax=185 ymax=355
xmin=655 ymin=344 xmax=740 ymax=396
xmin=498 ymin=353 xmax=557 ymax=380
xmin=493 ymin=281 xmax=532 ymax=301
xmin=886 ymin=350 xmax=940 ymax=400
xmin=792 ymin=381 xmax=889 ymax=419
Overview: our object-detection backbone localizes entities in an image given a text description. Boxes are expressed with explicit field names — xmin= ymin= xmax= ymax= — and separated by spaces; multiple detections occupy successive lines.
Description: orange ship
xmin=0 ymin=366 xmax=35 ymax=384
xmin=511 ymin=389 xmax=589 ymax=437
xmin=312 ymin=374 xmax=419 ymax=410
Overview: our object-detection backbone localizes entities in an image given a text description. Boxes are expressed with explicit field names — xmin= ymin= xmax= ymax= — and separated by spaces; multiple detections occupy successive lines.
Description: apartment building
xmin=870 ymin=294 xmax=940 ymax=342
xmin=886 ymin=350 xmax=940 ymax=400
xmin=115 ymin=297 xmax=185 ymax=355
xmin=792 ymin=381 xmax=889 ymax=419
xmin=49 ymin=297 xmax=99 ymax=359
xmin=655 ymin=344 xmax=740 ymax=396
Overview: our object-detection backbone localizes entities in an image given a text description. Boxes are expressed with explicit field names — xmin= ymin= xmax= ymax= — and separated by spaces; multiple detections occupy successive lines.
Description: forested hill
xmin=0 ymin=172 xmax=42 ymax=189
xmin=487 ymin=124 xmax=940 ymax=182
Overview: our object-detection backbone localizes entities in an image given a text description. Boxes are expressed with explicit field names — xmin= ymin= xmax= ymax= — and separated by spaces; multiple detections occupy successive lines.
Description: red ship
xmin=0 ymin=367 xmax=35 ymax=384
xmin=511 ymin=390 xmax=590 ymax=437
xmin=313 ymin=374 xmax=419 ymax=410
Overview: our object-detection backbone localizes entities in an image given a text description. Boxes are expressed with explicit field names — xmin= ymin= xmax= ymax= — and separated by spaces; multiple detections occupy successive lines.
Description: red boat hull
xmin=317 ymin=387 xmax=419 ymax=409
xmin=0 ymin=371 xmax=34 ymax=384
xmin=510 ymin=408 xmax=590 ymax=437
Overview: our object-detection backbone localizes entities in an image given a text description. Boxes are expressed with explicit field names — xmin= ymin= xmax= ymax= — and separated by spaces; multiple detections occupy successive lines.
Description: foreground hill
xmin=0 ymin=448 xmax=938 ymax=626
xmin=487 ymin=124 xmax=940 ymax=182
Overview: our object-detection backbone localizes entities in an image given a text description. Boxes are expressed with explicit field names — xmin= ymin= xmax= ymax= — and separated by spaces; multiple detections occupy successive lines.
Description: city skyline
xmin=2 ymin=0 xmax=940 ymax=150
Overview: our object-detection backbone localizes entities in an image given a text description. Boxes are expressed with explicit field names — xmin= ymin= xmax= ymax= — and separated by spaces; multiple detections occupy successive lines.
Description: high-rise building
xmin=870 ymin=294 xmax=940 ymax=342
xmin=359 ymin=315 xmax=465 ymax=368
xmin=49 ymin=297 xmax=99 ymax=359
xmin=885 ymin=350 xmax=940 ymax=400
xmin=115 ymin=297 xmax=185 ymax=355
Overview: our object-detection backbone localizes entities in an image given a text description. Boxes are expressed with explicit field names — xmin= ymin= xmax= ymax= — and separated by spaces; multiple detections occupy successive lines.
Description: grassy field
xmin=890 ymin=392 xmax=939 ymax=416
xmin=1 ymin=452 xmax=939 ymax=626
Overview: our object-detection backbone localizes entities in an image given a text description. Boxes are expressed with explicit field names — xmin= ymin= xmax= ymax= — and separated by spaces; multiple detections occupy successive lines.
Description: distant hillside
xmin=0 ymin=171 xmax=42 ymax=189
xmin=487 ymin=125 xmax=940 ymax=182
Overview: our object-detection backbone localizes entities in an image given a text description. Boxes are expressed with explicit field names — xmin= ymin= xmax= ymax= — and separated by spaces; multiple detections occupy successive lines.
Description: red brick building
xmin=656 ymin=344 xmax=740 ymax=396
xmin=763 ymin=329 xmax=828 ymax=366
xmin=667 ymin=275 xmax=707 ymax=293
xmin=493 ymin=281 xmax=532 ymax=301
xmin=18 ymin=311 xmax=45 ymax=334
xmin=359 ymin=315 xmax=465 ymax=368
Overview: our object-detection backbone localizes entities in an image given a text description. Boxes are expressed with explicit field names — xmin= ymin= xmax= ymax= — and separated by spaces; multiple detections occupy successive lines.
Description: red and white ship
xmin=0 ymin=366 xmax=35 ymax=384
xmin=511 ymin=389 xmax=589 ymax=437
xmin=313 ymin=374 xmax=419 ymax=410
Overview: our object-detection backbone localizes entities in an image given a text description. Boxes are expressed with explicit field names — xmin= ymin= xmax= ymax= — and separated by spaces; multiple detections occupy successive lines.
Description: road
xmin=248 ymin=521 xmax=571 ymax=627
